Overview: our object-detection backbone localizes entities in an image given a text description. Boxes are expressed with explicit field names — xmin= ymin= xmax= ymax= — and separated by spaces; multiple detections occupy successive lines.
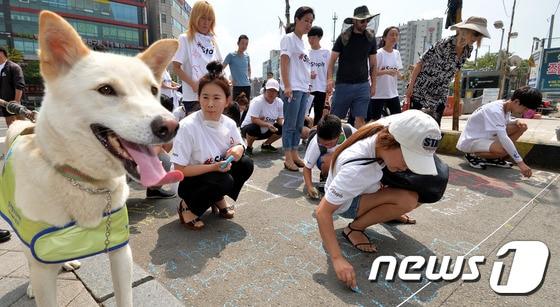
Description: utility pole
xmin=548 ymin=14 xmax=555 ymax=48
xmin=285 ymin=0 xmax=290 ymax=26
xmin=332 ymin=12 xmax=338 ymax=44
xmin=498 ymin=0 xmax=516 ymax=99
xmin=451 ymin=5 xmax=462 ymax=130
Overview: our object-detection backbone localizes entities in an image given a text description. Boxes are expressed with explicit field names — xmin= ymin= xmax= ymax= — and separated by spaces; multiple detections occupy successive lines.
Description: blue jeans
xmin=331 ymin=82 xmax=370 ymax=120
xmin=281 ymin=90 xmax=309 ymax=150
xmin=339 ymin=196 xmax=361 ymax=219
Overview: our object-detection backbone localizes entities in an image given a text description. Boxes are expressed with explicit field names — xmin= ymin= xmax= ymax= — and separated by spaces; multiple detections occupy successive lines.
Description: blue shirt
xmin=224 ymin=51 xmax=250 ymax=86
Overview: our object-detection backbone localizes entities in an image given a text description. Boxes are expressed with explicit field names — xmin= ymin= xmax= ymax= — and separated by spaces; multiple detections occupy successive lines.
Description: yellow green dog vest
xmin=0 ymin=135 xmax=129 ymax=264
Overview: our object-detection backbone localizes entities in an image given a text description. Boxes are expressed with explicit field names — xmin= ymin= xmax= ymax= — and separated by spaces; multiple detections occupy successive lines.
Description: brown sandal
xmin=284 ymin=162 xmax=299 ymax=171
xmin=342 ymin=223 xmax=377 ymax=253
xmin=177 ymin=200 xmax=204 ymax=230
xmin=293 ymin=159 xmax=305 ymax=168
xmin=390 ymin=214 xmax=417 ymax=224
xmin=211 ymin=204 xmax=235 ymax=219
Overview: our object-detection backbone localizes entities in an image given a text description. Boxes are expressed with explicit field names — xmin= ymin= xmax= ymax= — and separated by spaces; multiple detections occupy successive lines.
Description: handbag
xmin=381 ymin=155 xmax=449 ymax=203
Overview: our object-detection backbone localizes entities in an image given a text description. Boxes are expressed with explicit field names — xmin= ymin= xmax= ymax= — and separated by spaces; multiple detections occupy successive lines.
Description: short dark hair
xmin=198 ymin=61 xmax=231 ymax=98
xmin=237 ymin=34 xmax=248 ymax=43
xmin=0 ymin=46 xmax=8 ymax=57
xmin=317 ymin=114 xmax=342 ymax=140
xmin=511 ymin=86 xmax=542 ymax=110
xmin=308 ymin=26 xmax=323 ymax=38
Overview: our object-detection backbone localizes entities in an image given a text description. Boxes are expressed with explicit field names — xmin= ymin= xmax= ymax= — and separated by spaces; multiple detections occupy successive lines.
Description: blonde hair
xmin=187 ymin=1 xmax=216 ymax=41
xmin=456 ymin=28 xmax=482 ymax=48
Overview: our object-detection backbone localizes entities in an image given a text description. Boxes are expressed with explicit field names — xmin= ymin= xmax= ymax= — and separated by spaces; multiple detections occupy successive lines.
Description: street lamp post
xmin=498 ymin=0 xmax=517 ymax=99
xmin=494 ymin=20 xmax=505 ymax=70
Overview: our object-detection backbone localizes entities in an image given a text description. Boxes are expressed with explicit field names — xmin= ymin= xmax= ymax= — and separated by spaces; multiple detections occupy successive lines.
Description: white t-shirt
xmin=309 ymin=48 xmax=330 ymax=93
xmin=373 ymin=48 xmax=403 ymax=99
xmin=171 ymin=111 xmax=244 ymax=166
xmin=457 ymin=100 xmax=510 ymax=148
xmin=241 ymin=94 xmax=284 ymax=133
xmin=172 ymin=33 xmax=222 ymax=102
xmin=304 ymin=125 xmax=357 ymax=169
xmin=280 ymin=33 xmax=310 ymax=92
xmin=325 ymin=135 xmax=386 ymax=215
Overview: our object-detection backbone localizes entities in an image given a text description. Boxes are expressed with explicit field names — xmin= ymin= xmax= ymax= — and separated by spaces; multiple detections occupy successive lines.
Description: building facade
xmin=0 ymin=0 xmax=149 ymax=59
xmin=262 ymin=49 xmax=280 ymax=80
xmin=397 ymin=17 xmax=443 ymax=95
xmin=146 ymin=0 xmax=190 ymax=44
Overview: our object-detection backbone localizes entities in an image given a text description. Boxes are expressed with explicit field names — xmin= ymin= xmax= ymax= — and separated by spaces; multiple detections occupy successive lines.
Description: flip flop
xmin=342 ymin=223 xmax=377 ymax=253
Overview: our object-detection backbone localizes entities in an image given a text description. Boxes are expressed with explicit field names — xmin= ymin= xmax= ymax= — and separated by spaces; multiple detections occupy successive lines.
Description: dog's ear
xmin=137 ymin=39 xmax=179 ymax=81
xmin=38 ymin=11 xmax=90 ymax=80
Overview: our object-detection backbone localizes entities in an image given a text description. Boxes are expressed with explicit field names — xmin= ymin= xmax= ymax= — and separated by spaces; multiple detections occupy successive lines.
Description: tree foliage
xmin=463 ymin=52 xmax=498 ymax=71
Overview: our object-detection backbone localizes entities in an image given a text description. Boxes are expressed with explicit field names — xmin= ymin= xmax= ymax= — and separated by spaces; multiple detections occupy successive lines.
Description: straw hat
xmin=450 ymin=16 xmax=491 ymax=38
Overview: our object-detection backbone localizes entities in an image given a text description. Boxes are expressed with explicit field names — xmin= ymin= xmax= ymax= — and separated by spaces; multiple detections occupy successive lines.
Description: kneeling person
xmin=241 ymin=79 xmax=284 ymax=155
xmin=303 ymin=115 xmax=355 ymax=199
xmin=456 ymin=86 xmax=541 ymax=177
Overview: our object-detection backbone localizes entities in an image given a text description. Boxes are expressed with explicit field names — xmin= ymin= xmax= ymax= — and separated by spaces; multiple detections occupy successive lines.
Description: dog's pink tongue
xmin=120 ymin=140 xmax=184 ymax=187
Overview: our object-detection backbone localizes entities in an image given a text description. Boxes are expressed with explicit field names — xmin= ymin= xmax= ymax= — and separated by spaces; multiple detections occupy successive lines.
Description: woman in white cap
xmin=404 ymin=16 xmax=490 ymax=125
xmin=315 ymin=110 xmax=441 ymax=289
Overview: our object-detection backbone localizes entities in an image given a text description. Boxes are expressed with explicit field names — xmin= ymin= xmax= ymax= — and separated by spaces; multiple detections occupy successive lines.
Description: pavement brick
xmin=74 ymin=254 xmax=151 ymax=303
xmin=0 ymin=277 xmax=28 ymax=306
xmin=102 ymin=280 xmax=183 ymax=307
xmin=0 ymin=251 xmax=27 ymax=276
xmin=10 ymin=279 xmax=97 ymax=307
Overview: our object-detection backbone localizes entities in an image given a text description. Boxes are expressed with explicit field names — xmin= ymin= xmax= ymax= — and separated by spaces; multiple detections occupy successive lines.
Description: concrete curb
xmin=437 ymin=129 xmax=560 ymax=170
xmin=75 ymin=254 xmax=183 ymax=306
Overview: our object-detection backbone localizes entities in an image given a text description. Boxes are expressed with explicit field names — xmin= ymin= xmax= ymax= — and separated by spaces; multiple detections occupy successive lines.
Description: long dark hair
xmin=378 ymin=26 xmax=399 ymax=48
xmin=198 ymin=61 xmax=231 ymax=98
xmin=331 ymin=123 xmax=400 ymax=172
xmin=286 ymin=6 xmax=314 ymax=34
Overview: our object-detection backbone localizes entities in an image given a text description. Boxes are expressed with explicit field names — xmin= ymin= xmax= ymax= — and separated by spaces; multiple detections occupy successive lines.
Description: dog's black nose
xmin=151 ymin=116 xmax=178 ymax=142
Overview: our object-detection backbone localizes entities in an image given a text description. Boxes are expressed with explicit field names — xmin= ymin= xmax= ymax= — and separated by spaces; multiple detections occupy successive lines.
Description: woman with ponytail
xmin=315 ymin=110 xmax=441 ymax=289
xmin=171 ymin=61 xmax=254 ymax=230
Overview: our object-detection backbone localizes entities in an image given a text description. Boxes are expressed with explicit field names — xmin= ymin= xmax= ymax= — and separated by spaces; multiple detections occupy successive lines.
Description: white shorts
xmin=458 ymin=138 xmax=495 ymax=153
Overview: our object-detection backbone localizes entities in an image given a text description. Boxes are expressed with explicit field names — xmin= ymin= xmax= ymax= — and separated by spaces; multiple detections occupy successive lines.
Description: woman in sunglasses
xmin=404 ymin=16 xmax=490 ymax=125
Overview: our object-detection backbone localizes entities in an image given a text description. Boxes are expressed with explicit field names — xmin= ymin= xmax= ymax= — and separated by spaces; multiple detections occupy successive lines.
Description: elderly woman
xmin=405 ymin=16 xmax=490 ymax=125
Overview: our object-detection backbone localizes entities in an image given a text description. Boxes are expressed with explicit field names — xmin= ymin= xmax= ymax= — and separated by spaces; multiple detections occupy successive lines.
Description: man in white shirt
xmin=456 ymin=86 xmax=542 ymax=177
xmin=240 ymin=79 xmax=284 ymax=155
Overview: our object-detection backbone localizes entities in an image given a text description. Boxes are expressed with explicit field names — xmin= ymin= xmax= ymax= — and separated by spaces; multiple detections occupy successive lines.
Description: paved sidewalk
xmin=0 ymin=215 xmax=182 ymax=306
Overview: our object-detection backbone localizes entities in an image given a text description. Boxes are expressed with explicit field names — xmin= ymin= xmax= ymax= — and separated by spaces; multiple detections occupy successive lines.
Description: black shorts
xmin=241 ymin=123 xmax=282 ymax=140
xmin=182 ymin=100 xmax=200 ymax=114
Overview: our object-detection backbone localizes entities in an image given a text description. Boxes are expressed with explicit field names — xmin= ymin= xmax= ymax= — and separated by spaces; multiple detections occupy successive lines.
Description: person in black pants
xmin=171 ymin=62 xmax=254 ymax=230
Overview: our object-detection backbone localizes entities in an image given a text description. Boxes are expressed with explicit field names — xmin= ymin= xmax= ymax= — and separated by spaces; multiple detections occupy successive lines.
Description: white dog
xmin=1 ymin=11 xmax=181 ymax=306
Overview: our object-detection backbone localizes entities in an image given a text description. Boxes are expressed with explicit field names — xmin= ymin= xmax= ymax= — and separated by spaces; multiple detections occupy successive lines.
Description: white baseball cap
xmin=387 ymin=110 xmax=441 ymax=175
xmin=265 ymin=79 xmax=280 ymax=91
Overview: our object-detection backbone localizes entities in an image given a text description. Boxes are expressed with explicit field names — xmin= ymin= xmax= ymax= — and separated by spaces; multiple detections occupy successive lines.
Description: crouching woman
xmin=315 ymin=110 xmax=441 ymax=288
xmin=171 ymin=61 xmax=254 ymax=230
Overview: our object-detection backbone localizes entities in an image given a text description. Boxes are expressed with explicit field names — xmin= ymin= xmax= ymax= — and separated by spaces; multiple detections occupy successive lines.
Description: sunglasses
xmin=358 ymin=19 xmax=369 ymax=24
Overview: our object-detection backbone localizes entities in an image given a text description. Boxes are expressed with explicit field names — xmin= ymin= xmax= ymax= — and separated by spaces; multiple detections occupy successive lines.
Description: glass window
xmin=14 ymin=38 xmax=39 ymax=56
xmin=161 ymin=13 xmax=166 ymax=24
xmin=11 ymin=0 xmax=141 ymax=24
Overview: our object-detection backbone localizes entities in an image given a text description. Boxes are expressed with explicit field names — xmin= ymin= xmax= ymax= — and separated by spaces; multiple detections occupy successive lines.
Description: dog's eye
xmin=151 ymin=86 xmax=158 ymax=96
xmin=98 ymin=85 xmax=117 ymax=96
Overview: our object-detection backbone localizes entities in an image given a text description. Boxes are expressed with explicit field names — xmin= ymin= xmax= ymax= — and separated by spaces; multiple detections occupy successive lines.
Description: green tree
xmin=22 ymin=60 xmax=42 ymax=85
xmin=463 ymin=52 xmax=498 ymax=71
xmin=8 ymin=47 xmax=24 ymax=64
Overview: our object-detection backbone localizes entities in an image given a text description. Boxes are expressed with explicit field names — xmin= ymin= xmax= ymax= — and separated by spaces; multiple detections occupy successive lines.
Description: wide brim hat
xmin=450 ymin=16 xmax=491 ymax=38
xmin=344 ymin=5 xmax=379 ymax=24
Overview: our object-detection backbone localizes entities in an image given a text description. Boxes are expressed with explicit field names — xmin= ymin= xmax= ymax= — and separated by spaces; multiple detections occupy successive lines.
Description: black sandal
xmin=342 ymin=223 xmax=377 ymax=253
xmin=177 ymin=200 xmax=204 ymax=230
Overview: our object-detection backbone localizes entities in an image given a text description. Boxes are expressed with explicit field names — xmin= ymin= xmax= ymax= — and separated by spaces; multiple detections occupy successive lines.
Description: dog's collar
xmin=54 ymin=164 xmax=100 ymax=183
